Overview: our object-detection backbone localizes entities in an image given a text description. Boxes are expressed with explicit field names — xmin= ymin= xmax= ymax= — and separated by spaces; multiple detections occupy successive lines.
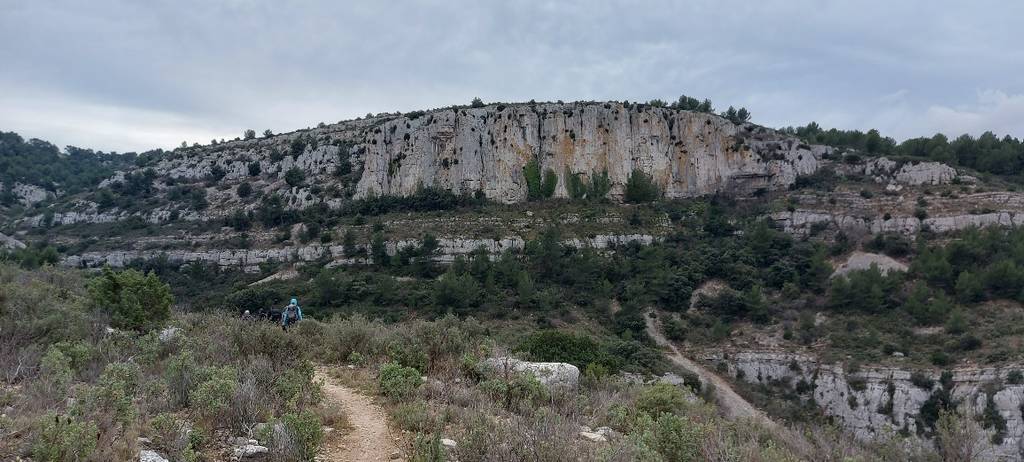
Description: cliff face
xmin=719 ymin=351 xmax=1024 ymax=460
xmin=773 ymin=192 xmax=1024 ymax=237
xmin=357 ymin=103 xmax=826 ymax=203
xmin=61 ymin=233 xmax=658 ymax=271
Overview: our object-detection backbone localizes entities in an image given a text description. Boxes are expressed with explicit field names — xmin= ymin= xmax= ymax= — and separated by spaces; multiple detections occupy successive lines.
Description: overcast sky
xmin=1 ymin=1 xmax=1022 ymax=153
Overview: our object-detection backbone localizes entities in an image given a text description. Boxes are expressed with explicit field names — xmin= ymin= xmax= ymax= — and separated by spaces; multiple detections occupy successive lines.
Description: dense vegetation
xmin=0 ymin=264 xmax=323 ymax=461
xmin=3 ymin=263 xmax=987 ymax=462
xmin=0 ymin=131 xmax=154 ymax=196
xmin=781 ymin=122 xmax=1024 ymax=181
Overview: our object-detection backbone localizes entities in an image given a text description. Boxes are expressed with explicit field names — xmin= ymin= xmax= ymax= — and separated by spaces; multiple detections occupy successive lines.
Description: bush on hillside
xmin=379 ymin=362 xmax=423 ymax=400
xmin=31 ymin=413 xmax=99 ymax=462
xmin=274 ymin=410 xmax=323 ymax=461
xmin=636 ymin=382 xmax=690 ymax=417
xmin=88 ymin=267 xmax=173 ymax=332
xmin=624 ymin=169 xmax=660 ymax=203
xmin=516 ymin=330 xmax=604 ymax=370
xmin=285 ymin=167 xmax=306 ymax=187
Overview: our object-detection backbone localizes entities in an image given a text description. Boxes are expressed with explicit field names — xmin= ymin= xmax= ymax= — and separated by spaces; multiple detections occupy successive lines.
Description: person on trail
xmin=281 ymin=298 xmax=303 ymax=331
xmin=241 ymin=310 xmax=255 ymax=321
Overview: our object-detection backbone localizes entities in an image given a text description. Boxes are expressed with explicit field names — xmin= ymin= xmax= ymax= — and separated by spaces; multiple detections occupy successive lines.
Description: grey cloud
xmin=1 ymin=0 xmax=1021 ymax=152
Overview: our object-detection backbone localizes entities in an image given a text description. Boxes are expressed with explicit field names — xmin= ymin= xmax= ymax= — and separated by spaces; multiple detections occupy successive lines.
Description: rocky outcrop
xmin=356 ymin=103 xmax=826 ymax=203
xmin=0 ymin=232 xmax=26 ymax=250
xmin=1 ymin=181 xmax=55 ymax=206
xmin=718 ymin=351 xmax=1024 ymax=460
xmin=139 ymin=450 xmax=170 ymax=462
xmin=24 ymin=207 xmax=208 ymax=227
xmin=483 ymin=357 xmax=580 ymax=388
xmin=774 ymin=208 xmax=1024 ymax=237
xmin=833 ymin=252 xmax=907 ymax=277
xmin=862 ymin=158 xmax=960 ymax=186
xmin=61 ymin=234 xmax=659 ymax=270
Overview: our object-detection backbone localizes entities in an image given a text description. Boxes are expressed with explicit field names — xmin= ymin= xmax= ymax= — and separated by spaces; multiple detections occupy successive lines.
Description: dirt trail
xmin=315 ymin=368 xmax=402 ymax=462
xmin=644 ymin=312 xmax=778 ymax=429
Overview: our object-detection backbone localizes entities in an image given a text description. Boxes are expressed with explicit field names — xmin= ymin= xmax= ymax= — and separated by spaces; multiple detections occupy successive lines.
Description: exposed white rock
xmin=579 ymin=431 xmax=607 ymax=443
xmin=483 ymin=357 xmax=580 ymax=388
xmin=158 ymin=327 xmax=181 ymax=343
xmin=232 ymin=443 xmax=268 ymax=458
xmin=863 ymin=157 xmax=958 ymax=186
xmin=832 ymin=252 xmax=907 ymax=277
xmin=440 ymin=438 xmax=457 ymax=449
xmin=139 ymin=449 xmax=169 ymax=462
xmin=4 ymin=182 xmax=55 ymax=205
xmin=894 ymin=161 xmax=958 ymax=186
xmin=60 ymin=234 xmax=660 ymax=269
xmin=719 ymin=350 xmax=1024 ymax=460
xmin=356 ymin=103 xmax=825 ymax=203
xmin=0 ymin=232 xmax=26 ymax=250
xmin=773 ymin=204 xmax=1024 ymax=238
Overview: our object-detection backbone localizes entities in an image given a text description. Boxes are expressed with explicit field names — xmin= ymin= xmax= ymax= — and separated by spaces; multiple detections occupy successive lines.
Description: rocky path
xmin=315 ymin=368 xmax=402 ymax=462
xmin=644 ymin=312 xmax=778 ymax=429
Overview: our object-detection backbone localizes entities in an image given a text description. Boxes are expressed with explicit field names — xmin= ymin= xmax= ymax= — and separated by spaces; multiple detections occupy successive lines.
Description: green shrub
xmin=165 ymin=350 xmax=200 ymax=408
xmin=285 ymin=167 xmax=306 ymax=187
xmin=410 ymin=432 xmax=445 ymax=462
xmin=566 ymin=169 xmax=586 ymax=200
xmin=589 ymin=170 xmax=612 ymax=200
xmin=39 ymin=346 xmax=73 ymax=393
xmin=88 ymin=267 xmax=173 ymax=332
xmin=828 ymin=265 xmax=901 ymax=313
xmin=190 ymin=366 xmax=238 ymax=425
xmin=148 ymin=412 xmax=189 ymax=454
xmin=433 ymin=272 xmax=481 ymax=313
xmin=910 ymin=372 xmax=935 ymax=390
xmin=584 ymin=362 xmax=609 ymax=382
xmin=273 ymin=361 xmax=322 ymax=411
xmin=277 ymin=410 xmax=323 ymax=461
xmin=636 ymin=383 xmax=688 ymax=417
xmin=903 ymin=282 xmax=953 ymax=325
xmin=31 ymin=413 xmax=98 ymax=462
xmin=523 ymin=159 xmax=544 ymax=201
xmin=633 ymin=412 xmax=702 ymax=461
xmin=393 ymin=400 xmax=437 ymax=432
xmin=1007 ymin=370 xmax=1023 ymax=385
xmin=378 ymin=362 xmax=423 ymax=400
xmin=237 ymin=182 xmax=253 ymax=198
xmin=84 ymin=362 xmax=141 ymax=426
xmin=624 ymin=169 xmax=660 ymax=203
xmin=931 ymin=351 xmax=952 ymax=366
xmin=224 ymin=286 xmax=281 ymax=313
xmin=540 ymin=168 xmax=558 ymax=198
xmin=945 ymin=309 xmax=968 ymax=334
xmin=480 ymin=373 xmax=547 ymax=411
xmin=517 ymin=330 xmax=605 ymax=370
xmin=347 ymin=351 xmax=366 ymax=366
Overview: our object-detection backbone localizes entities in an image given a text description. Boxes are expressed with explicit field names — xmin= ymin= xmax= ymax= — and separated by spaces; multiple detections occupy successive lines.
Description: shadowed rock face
xmin=356 ymin=102 xmax=826 ymax=203
xmin=720 ymin=351 xmax=1024 ymax=460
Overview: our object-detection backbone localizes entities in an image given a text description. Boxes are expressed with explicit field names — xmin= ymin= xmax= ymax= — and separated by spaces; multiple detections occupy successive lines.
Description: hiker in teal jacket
xmin=281 ymin=298 xmax=303 ymax=331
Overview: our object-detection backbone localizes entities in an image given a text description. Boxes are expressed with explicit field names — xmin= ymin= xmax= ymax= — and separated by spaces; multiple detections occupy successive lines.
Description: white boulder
xmin=483 ymin=357 xmax=580 ymax=388
xmin=232 ymin=444 xmax=269 ymax=458
xmin=158 ymin=327 xmax=181 ymax=343
xmin=0 ymin=232 xmax=26 ymax=250
xmin=832 ymin=251 xmax=907 ymax=278
xmin=139 ymin=450 xmax=169 ymax=462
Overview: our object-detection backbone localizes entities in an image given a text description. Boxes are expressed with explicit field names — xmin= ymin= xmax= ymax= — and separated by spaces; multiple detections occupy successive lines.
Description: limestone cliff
xmin=719 ymin=351 xmax=1024 ymax=460
xmin=356 ymin=102 xmax=826 ymax=202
